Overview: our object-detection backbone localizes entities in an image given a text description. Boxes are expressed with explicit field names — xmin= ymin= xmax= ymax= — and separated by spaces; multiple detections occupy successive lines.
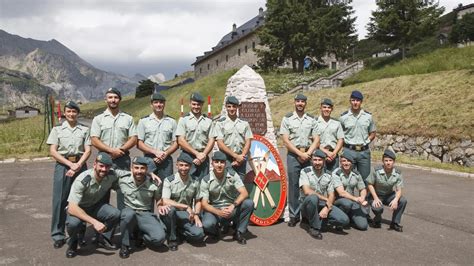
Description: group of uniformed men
xmin=47 ymin=86 xmax=407 ymax=258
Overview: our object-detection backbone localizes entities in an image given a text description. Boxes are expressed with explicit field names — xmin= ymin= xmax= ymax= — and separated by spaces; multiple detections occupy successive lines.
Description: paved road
xmin=0 ymin=149 xmax=473 ymax=265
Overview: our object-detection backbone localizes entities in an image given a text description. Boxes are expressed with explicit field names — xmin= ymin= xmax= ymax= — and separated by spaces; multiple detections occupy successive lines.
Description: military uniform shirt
xmin=90 ymin=109 xmax=137 ymax=148
xmin=367 ymin=167 xmax=404 ymax=197
xmin=279 ymin=112 xmax=317 ymax=148
xmin=162 ymin=173 xmax=200 ymax=206
xmin=46 ymin=122 xmax=91 ymax=156
xmin=119 ymin=174 xmax=161 ymax=211
xmin=299 ymin=167 xmax=341 ymax=200
xmin=67 ymin=168 xmax=127 ymax=208
xmin=214 ymin=115 xmax=253 ymax=154
xmin=175 ymin=112 xmax=213 ymax=152
xmin=332 ymin=168 xmax=365 ymax=196
xmin=137 ymin=113 xmax=177 ymax=152
xmin=339 ymin=109 xmax=376 ymax=145
xmin=316 ymin=116 xmax=344 ymax=149
xmin=199 ymin=169 xmax=244 ymax=208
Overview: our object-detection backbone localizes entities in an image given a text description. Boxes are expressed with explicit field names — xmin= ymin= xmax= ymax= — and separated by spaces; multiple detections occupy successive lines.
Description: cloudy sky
xmin=0 ymin=0 xmax=470 ymax=79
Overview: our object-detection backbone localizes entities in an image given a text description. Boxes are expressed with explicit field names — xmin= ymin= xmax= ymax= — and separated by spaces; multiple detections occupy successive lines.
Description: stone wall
xmin=193 ymin=34 xmax=261 ymax=80
xmin=373 ymin=134 xmax=473 ymax=167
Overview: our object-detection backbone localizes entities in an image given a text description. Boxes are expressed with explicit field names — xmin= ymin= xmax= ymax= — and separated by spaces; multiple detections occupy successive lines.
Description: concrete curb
xmin=396 ymin=162 xmax=473 ymax=179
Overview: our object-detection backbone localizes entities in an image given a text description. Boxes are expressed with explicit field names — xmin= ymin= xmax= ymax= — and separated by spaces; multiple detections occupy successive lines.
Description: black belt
xmin=324 ymin=145 xmax=334 ymax=152
xmin=66 ymin=155 xmax=80 ymax=162
xmin=344 ymin=144 xmax=369 ymax=151
xmin=135 ymin=209 xmax=151 ymax=213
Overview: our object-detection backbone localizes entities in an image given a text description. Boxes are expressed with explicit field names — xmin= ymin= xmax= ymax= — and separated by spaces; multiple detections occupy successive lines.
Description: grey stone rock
xmin=465 ymin=156 xmax=473 ymax=167
xmin=442 ymin=153 xmax=451 ymax=163
xmin=422 ymin=151 xmax=429 ymax=159
xmin=421 ymin=142 xmax=431 ymax=150
xmin=428 ymin=154 xmax=441 ymax=163
xmin=465 ymin=148 xmax=474 ymax=156
xmin=405 ymin=138 xmax=416 ymax=151
xmin=460 ymin=139 xmax=471 ymax=148
xmin=432 ymin=146 xmax=443 ymax=157
xmin=450 ymin=148 xmax=465 ymax=161
xmin=395 ymin=135 xmax=404 ymax=142
xmin=431 ymin=138 xmax=440 ymax=146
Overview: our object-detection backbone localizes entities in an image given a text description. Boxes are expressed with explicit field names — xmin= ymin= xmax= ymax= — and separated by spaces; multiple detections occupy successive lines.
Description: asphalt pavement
xmin=0 ymin=149 xmax=473 ymax=265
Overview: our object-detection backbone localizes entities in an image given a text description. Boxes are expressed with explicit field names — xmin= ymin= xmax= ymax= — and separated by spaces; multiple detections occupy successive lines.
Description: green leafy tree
xmin=257 ymin=0 xmax=356 ymax=72
xmin=135 ymin=79 xmax=156 ymax=98
xmin=367 ymin=0 xmax=444 ymax=59
xmin=450 ymin=13 xmax=474 ymax=45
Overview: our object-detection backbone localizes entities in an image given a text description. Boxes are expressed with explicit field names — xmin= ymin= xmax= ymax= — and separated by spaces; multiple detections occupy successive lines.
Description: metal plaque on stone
xmin=239 ymin=102 xmax=267 ymax=135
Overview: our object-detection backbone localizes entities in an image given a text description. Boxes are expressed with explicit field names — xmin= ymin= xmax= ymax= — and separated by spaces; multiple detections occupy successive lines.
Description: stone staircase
xmin=286 ymin=60 xmax=364 ymax=94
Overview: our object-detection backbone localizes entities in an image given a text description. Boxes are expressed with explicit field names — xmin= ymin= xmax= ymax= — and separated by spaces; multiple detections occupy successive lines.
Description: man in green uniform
xmin=161 ymin=153 xmax=205 ymax=251
xmin=176 ymin=92 xmax=214 ymax=180
xmin=137 ymin=93 xmax=178 ymax=180
xmin=280 ymin=94 xmax=319 ymax=227
xmin=90 ymin=87 xmax=137 ymax=209
xmin=340 ymin=90 xmax=376 ymax=181
xmin=214 ymin=96 xmax=253 ymax=178
xmin=118 ymin=157 xmax=167 ymax=259
xmin=200 ymin=151 xmax=254 ymax=245
xmin=367 ymin=149 xmax=407 ymax=232
xmin=300 ymin=150 xmax=349 ymax=240
xmin=316 ymin=98 xmax=344 ymax=172
xmin=47 ymin=101 xmax=91 ymax=249
xmin=65 ymin=152 xmax=121 ymax=258
xmin=332 ymin=152 xmax=369 ymax=231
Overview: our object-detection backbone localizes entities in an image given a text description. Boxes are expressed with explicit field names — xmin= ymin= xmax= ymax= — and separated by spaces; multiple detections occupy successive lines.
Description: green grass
xmin=0 ymin=115 xmax=49 ymax=159
xmin=270 ymin=70 xmax=474 ymax=140
xmin=372 ymin=151 xmax=474 ymax=174
xmin=160 ymin=71 xmax=194 ymax=86
xmin=259 ymin=68 xmax=337 ymax=93
xmin=344 ymin=46 xmax=474 ymax=86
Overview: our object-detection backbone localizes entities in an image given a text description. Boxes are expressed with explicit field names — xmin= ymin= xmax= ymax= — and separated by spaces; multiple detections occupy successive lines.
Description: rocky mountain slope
xmin=0 ymin=29 xmax=137 ymax=104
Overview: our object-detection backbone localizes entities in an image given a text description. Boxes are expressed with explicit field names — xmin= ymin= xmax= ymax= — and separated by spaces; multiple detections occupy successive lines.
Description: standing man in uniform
xmin=118 ymin=156 xmax=167 ymax=259
xmin=214 ymin=96 xmax=253 ymax=178
xmin=200 ymin=151 xmax=254 ymax=245
xmin=47 ymin=101 xmax=91 ymax=249
xmin=316 ymin=98 xmax=344 ymax=172
xmin=176 ymin=92 xmax=214 ymax=180
xmin=161 ymin=153 xmax=205 ymax=251
xmin=332 ymin=152 xmax=369 ymax=231
xmin=367 ymin=149 xmax=407 ymax=232
xmin=340 ymin=90 xmax=376 ymax=181
xmin=65 ymin=153 xmax=121 ymax=258
xmin=299 ymin=150 xmax=349 ymax=240
xmin=90 ymin=87 xmax=137 ymax=209
xmin=280 ymin=94 xmax=319 ymax=227
xmin=137 ymin=93 xmax=178 ymax=180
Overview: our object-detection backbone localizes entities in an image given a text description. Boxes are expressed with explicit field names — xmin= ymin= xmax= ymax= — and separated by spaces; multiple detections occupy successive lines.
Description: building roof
xmin=454 ymin=3 xmax=474 ymax=12
xmin=15 ymin=105 xmax=40 ymax=111
xmin=192 ymin=9 xmax=266 ymax=66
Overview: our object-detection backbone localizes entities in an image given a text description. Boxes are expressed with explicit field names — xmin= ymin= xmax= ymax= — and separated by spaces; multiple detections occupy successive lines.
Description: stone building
xmin=454 ymin=3 xmax=474 ymax=19
xmin=192 ymin=8 xmax=265 ymax=80
xmin=8 ymin=105 xmax=40 ymax=118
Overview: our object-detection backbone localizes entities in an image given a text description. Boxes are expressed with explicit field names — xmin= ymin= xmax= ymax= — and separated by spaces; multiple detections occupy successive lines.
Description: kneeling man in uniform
xmin=200 ymin=151 xmax=254 ymax=244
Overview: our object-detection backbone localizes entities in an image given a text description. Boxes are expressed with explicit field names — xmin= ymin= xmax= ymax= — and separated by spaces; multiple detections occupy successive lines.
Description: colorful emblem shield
xmin=244 ymin=134 xmax=287 ymax=226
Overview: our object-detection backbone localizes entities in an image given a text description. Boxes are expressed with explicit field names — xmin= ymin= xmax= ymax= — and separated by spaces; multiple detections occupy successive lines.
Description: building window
xmin=216 ymin=59 xmax=219 ymax=66
xmin=245 ymin=45 xmax=248 ymax=53
xmin=252 ymin=42 xmax=256 ymax=49
xmin=238 ymin=49 xmax=241 ymax=56
xmin=207 ymin=64 xmax=210 ymax=70
xmin=226 ymin=55 xmax=228 ymax=62
xmin=331 ymin=62 xmax=337 ymax=70
xmin=200 ymin=68 xmax=202 ymax=74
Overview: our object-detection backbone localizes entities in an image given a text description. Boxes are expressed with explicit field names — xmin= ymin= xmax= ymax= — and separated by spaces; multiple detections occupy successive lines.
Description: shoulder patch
xmin=285 ymin=112 xmax=293 ymax=118
xmin=141 ymin=115 xmax=149 ymax=120
xmin=375 ymin=166 xmax=384 ymax=172
xmin=306 ymin=113 xmax=314 ymax=118
xmin=330 ymin=117 xmax=340 ymax=122
xmin=218 ymin=116 xmax=226 ymax=122
xmin=364 ymin=110 xmax=372 ymax=115
xmin=304 ymin=167 xmax=312 ymax=173
xmin=81 ymin=175 xmax=92 ymax=186
xmin=227 ymin=168 xmax=236 ymax=177
xmin=165 ymin=114 xmax=175 ymax=120
xmin=166 ymin=175 xmax=175 ymax=182
xmin=394 ymin=168 xmax=402 ymax=175
xmin=202 ymin=174 xmax=210 ymax=182
xmin=335 ymin=168 xmax=343 ymax=176
xmin=340 ymin=110 xmax=349 ymax=117
xmin=202 ymin=114 xmax=208 ymax=118
xmin=183 ymin=113 xmax=191 ymax=117
xmin=352 ymin=168 xmax=360 ymax=175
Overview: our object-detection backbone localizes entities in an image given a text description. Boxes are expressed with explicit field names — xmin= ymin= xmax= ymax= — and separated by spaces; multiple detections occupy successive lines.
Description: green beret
xmin=340 ymin=151 xmax=355 ymax=163
xmin=96 ymin=152 xmax=113 ymax=166
xmin=132 ymin=156 xmax=149 ymax=166
xmin=383 ymin=149 xmax=396 ymax=160
xmin=225 ymin=96 xmax=240 ymax=105
xmin=294 ymin=94 xmax=307 ymax=101
xmin=350 ymin=90 xmax=363 ymax=100
xmin=151 ymin=93 xmax=166 ymax=102
xmin=312 ymin=149 xmax=326 ymax=159
xmin=190 ymin=92 xmax=204 ymax=103
xmin=321 ymin=98 xmax=333 ymax=107
xmin=177 ymin=153 xmax=193 ymax=164
xmin=212 ymin=151 xmax=227 ymax=161
xmin=64 ymin=101 xmax=80 ymax=112
xmin=106 ymin=87 xmax=122 ymax=100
